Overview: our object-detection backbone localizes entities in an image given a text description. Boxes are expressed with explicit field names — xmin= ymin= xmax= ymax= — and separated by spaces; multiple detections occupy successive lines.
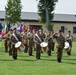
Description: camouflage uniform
xmin=66 ymin=31 xmax=73 ymax=55
xmin=39 ymin=31 xmax=45 ymax=53
xmin=51 ymin=30 xmax=55 ymax=51
xmin=47 ymin=31 xmax=53 ymax=56
xmin=34 ymin=31 xmax=41 ymax=59
xmin=39 ymin=30 xmax=45 ymax=42
xmin=21 ymin=32 xmax=28 ymax=53
xmin=54 ymin=30 xmax=65 ymax=63
xmin=27 ymin=31 xmax=33 ymax=56
xmin=3 ymin=32 xmax=9 ymax=53
xmin=11 ymin=29 xmax=22 ymax=60
xmin=8 ymin=30 xmax=13 ymax=55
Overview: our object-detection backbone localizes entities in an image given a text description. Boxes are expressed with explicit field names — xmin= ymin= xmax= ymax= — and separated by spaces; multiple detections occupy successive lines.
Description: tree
xmin=5 ymin=0 xmax=22 ymax=23
xmin=37 ymin=0 xmax=58 ymax=30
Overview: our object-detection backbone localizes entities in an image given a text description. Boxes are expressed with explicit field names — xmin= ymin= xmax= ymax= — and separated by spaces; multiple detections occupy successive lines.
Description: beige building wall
xmin=53 ymin=22 xmax=76 ymax=39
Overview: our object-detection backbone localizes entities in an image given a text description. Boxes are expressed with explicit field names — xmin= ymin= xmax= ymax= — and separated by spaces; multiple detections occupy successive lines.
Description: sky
xmin=0 ymin=0 xmax=76 ymax=14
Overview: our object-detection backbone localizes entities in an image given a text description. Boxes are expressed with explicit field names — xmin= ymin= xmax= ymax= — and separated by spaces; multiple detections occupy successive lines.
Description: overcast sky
xmin=0 ymin=0 xmax=76 ymax=14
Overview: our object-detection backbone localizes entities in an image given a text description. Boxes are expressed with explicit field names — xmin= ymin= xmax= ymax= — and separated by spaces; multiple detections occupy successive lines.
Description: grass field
xmin=0 ymin=41 xmax=76 ymax=75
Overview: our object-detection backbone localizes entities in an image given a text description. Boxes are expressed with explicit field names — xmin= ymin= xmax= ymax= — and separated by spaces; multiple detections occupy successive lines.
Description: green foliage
xmin=48 ymin=23 xmax=53 ymax=30
xmin=0 ymin=41 xmax=76 ymax=75
xmin=38 ymin=0 xmax=58 ymax=23
xmin=5 ymin=0 xmax=22 ymax=23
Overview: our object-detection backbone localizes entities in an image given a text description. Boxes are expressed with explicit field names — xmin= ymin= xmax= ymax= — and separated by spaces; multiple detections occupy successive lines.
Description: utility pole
xmin=45 ymin=7 xmax=49 ymax=30
xmin=44 ymin=0 xmax=50 ymax=30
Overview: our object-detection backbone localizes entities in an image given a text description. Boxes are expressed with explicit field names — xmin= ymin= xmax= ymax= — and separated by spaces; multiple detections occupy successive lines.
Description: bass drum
xmin=40 ymin=42 xmax=48 ymax=52
xmin=64 ymin=41 xmax=70 ymax=52
xmin=15 ymin=41 xmax=25 ymax=52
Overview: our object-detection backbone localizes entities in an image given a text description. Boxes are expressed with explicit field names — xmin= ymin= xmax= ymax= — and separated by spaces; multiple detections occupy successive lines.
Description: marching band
xmin=2 ymin=28 xmax=73 ymax=63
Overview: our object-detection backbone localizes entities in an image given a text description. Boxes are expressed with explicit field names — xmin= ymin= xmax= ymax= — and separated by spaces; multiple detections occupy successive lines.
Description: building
xmin=0 ymin=11 xmax=76 ymax=39
xmin=52 ymin=14 xmax=76 ymax=40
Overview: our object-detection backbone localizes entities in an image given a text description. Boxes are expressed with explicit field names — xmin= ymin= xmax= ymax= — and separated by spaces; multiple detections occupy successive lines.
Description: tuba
xmin=35 ymin=34 xmax=48 ymax=52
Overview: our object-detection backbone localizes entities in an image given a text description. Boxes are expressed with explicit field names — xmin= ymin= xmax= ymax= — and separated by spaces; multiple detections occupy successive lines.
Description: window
xmin=73 ymin=27 xmax=76 ymax=33
xmin=61 ymin=26 xmax=65 ymax=33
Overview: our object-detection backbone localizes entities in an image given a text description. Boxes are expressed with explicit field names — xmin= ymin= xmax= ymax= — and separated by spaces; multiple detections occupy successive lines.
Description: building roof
xmin=53 ymin=14 xmax=76 ymax=22
xmin=0 ymin=11 xmax=76 ymax=22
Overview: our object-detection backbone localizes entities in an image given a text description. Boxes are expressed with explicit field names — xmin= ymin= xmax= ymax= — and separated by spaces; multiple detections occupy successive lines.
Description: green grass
xmin=0 ymin=41 xmax=76 ymax=75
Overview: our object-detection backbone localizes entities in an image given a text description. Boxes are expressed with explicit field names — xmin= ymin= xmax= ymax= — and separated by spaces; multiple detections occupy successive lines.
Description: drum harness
xmin=12 ymin=33 xmax=19 ymax=41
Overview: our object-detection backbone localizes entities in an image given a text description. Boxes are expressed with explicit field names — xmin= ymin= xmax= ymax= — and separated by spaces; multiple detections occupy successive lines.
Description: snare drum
xmin=64 ymin=41 xmax=70 ymax=52
xmin=40 ymin=42 xmax=48 ymax=52
xmin=15 ymin=41 xmax=25 ymax=51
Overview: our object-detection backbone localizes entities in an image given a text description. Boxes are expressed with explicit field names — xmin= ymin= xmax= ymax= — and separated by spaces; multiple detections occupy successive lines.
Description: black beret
xmin=68 ymin=30 xmax=71 ymax=33
xmin=59 ymin=30 xmax=62 ymax=32
xmin=9 ymin=29 xmax=12 ymax=31
xmin=13 ymin=28 xmax=16 ymax=30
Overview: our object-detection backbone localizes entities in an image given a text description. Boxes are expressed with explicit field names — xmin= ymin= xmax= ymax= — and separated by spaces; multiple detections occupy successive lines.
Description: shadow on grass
xmin=63 ymin=58 xmax=76 ymax=61
xmin=0 ymin=59 xmax=14 ymax=61
xmin=62 ymin=61 xmax=76 ymax=65
xmin=18 ymin=55 xmax=35 ymax=58
xmin=41 ymin=58 xmax=56 ymax=61
xmin=18 ymin=59 xmax=37 ymax=61
xmin=71 ymin=54 xmax=76 ymax=56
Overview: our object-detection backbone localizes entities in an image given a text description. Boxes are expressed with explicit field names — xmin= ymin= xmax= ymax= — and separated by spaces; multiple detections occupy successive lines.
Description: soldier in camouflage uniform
xmin=39 ymin=29 xmax=45 ymax=42
xmin=39 ymin=29 xmax=45 ymax=53
xmin=54 ymin=30 xmax=65 ymax=63
xmin=11 ymin=28 xmax=22 ymax=60
xmin=27 ymin=30 xmax=33 ymax=56
xmin=3 ymin=31 xmax=9 ymax=53
xmin=22 ymin=32 xmax=28 ymax=53
xmin=46 ymin=30 xmax=53 ymax=56
xmin=66 ymin=30 xmax=73 ymax=55
xmin=51 ymin=30 xmax=55 ymax=51
xmin=34 ymin=30 xmax=41 ymax=59
xmin=8 ymin=29 xmax=13 ymax=55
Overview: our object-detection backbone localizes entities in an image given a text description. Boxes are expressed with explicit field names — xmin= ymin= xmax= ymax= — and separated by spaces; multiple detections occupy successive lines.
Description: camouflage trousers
xmin=12 ymin=44 xmax=17 ymax=60
xmin=67 ymin=41 xmax=72 ymax=55
xmin=36 ymin=44 xmax=41 ymax=59
xmin=47 ymin=43 xmax=52 ymax=56
xmin=57 ymin=47 xmax=63 ymax=62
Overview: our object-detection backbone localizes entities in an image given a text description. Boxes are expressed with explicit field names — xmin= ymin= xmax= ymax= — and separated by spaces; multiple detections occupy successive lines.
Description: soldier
xmin=22 ymin=32 xmax=28 ymax=53
xmin=54 ymin=30 xmax=65 ymax=63
xmin=51 ymin=30 xmax=55 ymax=51
xmin=39 ymin=29 xmax=45 ymax=53
xmin=11 ymin=28 xmax=22 ymax=60
xmin=39 ymin=29 xmax=45 ymax=42
xmin=3 ymin=31 xmax=9 ymax=53
xmin=27 ymin=30 xmax=33 ymax=56
xmin=66 ymin=30 xmax=73 ymax=55
xmin=8 ymin=29 xmax=13 ymax=55
xmin=46 ymin=30 xmax=53 ymax=56
xmin=34 ymin=30 xmax=41 ymax=59
xmin=33 ymin=30 xmax=36 ymax=51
